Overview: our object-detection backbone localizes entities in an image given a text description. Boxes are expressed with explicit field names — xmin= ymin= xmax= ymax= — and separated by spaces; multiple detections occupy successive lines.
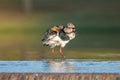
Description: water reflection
xmin=47 ymin=60 xmax=74 ymax=73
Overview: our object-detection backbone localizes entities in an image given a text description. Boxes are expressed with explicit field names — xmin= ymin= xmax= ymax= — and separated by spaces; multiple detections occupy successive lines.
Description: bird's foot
xmin=61 ymin=56 xmax=66 ymax=61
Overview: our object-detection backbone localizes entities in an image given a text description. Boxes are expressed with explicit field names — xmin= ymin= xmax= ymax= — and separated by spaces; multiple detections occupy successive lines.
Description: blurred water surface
xmin=0 ymin=59 xmax=120 ymax=73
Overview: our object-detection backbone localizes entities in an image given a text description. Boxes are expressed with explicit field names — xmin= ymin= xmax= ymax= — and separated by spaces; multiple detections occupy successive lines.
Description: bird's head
xmin=64 ymin=23 xmax=76 ymax=33
xmin=67 ymin=23 xmax=75 ymax=28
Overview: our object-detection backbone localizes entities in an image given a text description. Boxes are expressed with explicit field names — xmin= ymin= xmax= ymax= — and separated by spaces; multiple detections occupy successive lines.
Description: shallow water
xmin=0 ymin=59 xmax=120 ymax=73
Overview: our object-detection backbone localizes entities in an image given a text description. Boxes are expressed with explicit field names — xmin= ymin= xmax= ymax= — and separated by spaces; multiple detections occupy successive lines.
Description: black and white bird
xmin=42 ymin=23 xmax=76 ymax=59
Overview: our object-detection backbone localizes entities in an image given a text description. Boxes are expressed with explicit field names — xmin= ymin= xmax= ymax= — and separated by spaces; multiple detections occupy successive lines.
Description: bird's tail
xmin=42 ymin=41 xmax=49 ymax=46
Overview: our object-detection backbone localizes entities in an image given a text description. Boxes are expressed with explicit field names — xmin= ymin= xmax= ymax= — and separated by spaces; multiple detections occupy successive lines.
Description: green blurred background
xmin=0 ymin=0 xmax=120 ymax=60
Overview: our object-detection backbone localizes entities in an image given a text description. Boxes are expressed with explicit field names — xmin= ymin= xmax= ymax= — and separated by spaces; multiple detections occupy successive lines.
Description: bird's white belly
xmin=49 ymin=36 xmax=69 ymax=48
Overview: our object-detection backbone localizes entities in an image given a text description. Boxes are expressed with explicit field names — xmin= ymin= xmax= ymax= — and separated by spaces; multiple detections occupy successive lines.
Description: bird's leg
xmin=52 ymin=48 xmax=55 ymax=60
xmin=52 ymin=48 xmax=55 ymax=54
xmin=59 ymin=47 xmax=65 ymax=60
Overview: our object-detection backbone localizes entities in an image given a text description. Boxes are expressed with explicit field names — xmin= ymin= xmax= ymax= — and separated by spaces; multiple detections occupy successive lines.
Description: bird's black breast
xmin=59 ymin=29 xmax=69 ymax=41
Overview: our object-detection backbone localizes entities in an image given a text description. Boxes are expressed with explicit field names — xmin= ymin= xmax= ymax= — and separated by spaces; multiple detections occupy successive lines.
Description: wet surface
xmin=0 ymin=59 xmax=120 ymax=73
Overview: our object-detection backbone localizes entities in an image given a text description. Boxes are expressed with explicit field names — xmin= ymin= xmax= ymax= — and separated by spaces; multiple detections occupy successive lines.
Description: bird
xmin=42 ymin=23 xmax=76 ymax=59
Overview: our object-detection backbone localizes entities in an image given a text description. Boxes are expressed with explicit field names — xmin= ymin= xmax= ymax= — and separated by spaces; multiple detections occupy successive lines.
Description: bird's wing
xmin=42 ymin=27 xmax=57 ymax=41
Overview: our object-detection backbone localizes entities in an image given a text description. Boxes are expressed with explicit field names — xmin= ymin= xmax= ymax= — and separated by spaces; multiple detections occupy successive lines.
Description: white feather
xmin=43 ymin=35 xmax=69 ymax=48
